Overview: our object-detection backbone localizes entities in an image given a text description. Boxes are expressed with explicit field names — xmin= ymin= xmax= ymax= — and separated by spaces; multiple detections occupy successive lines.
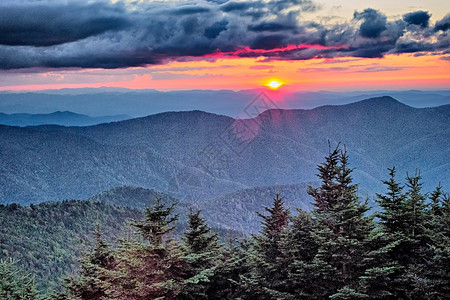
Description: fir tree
xmin=132 ymin=197 xmax=178 ymax=246
xmin=308 ymin=147 xmax=374 ymax=298
xmin=279 ymin=209 xmax=317 ymax=298
xmin=255 ymin=193 xmax=290 ymax=261
xmin=206 ymin=235 xmax=252 ymax=299
xmin=403 ymin=172 xmax=431 ymax=299
xmin=66 ymin=225 xmax=116 ymax=300
xmin=240 ymin=194 xmax=291 ymax=299
xmin=361 ymin=167 xmax=405 ymax=298
xmin=427 ymin=187 xmax=450 ymax=299
xmin=0 ymin=258 xmax=41 ymax=300
xmin=183 ymin=209 xmax=219 ymax=256
xmin=110 ymin=198 xmax=186 ymax=299
xmin=376 ymin=167 xmax=408 ymax=235
xmin=308 ymin=146 xmax=341 ymax=213
xmin=365 ymin=168 xmax=431 ymax=299
xmin=180 ymin=209 xmax=221 ymax=300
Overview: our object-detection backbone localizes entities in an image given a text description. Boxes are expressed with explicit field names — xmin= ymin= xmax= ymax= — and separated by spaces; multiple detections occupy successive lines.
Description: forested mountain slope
xmin=0 ymin=97 xmax=448 ymax=205
xmin=0 ymin=111 xmax=129 ymax=127
xmin=0 ymin=201 xmax=141 ymax=292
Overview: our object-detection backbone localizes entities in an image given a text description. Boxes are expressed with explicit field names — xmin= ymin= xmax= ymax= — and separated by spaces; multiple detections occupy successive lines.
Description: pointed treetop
xmin=133 ymin=197 xmax=179 ymax=246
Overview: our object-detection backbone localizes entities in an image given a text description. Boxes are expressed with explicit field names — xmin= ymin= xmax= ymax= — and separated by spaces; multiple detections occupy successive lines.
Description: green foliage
xmin=183 ymin=209 xmax=219 ymax=255
xmin=0 ymin=200 xmax=141 ymax=293
xmin=112 ymin=199 xmax=186 ymax=299
xmin=308 ymin=146 xmax=374 ymax=298
xmin=376 ymin=167 xmax=408 ymax=234
xmin=180 ymin=209 xmax=220 ymax=299
xmin=1 ymin=149 xmax=449 ymax=299
xmin=239 ymin=194 xmax=291 ymax=299
xmin=279 ymin=209 xmax=317 ymax=297
xmin=365 ymin=168 xmax=436 ymax=298
xmin=133 ymin=197 xmax=179 ymax=246
xmin=426 ymin=186 xmax=450 ymax=298
xmin=63 ymin=198 xmax=187 ymax=299
xmin=0 ymin=258 xmax=41 ymax=300
xmin=205 ymin=237 xmax=252 ymax=299
xmin=65 ymin=225 xmax=116 ymax=300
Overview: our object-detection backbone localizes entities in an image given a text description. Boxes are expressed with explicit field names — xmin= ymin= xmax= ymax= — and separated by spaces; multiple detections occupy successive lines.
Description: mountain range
xmin=1 ymin=89 xmax=449 ymax=117
xmin=0 ymin=96 xmax=448 ymax=229
xmin=0 ymin=111 xmax=129 ymax=127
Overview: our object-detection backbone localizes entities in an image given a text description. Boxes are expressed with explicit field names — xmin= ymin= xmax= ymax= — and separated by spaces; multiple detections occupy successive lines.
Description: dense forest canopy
xmin=1 ymin=146 xmax=449 ymax=299
xmin=1 ymin=98 xmax=448 ymax=206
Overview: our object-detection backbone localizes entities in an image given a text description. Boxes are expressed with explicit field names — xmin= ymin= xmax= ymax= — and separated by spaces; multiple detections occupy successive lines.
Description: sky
xmin=0 ymin=0 xmax=449 ymax=92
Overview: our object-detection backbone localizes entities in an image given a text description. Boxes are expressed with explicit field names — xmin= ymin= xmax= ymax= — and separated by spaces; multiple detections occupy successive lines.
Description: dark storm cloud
xmin=171 ymin=6 xmax=211 ymax=15
xmin=220 ymin=1 xmax=262 ymax=12
xmin=354 ymin=9 xmax=387 ymax=38
xmin=394 ymin=41 xmax=436 ymax=53
xmin=250 ymin=34 xmax=288 ymax=49
xmin=0 ymin=0 xmax=448 ymax=70
xmin=0 ymin=2 xmax=130 ymax=46
xmin=220 ymin=1 xmax=267 ymax=19
xmin=269 ymin=0 xmax=319 ymax=13
xmin=204 ymin=20 xmax=229 ymax=39
xmin=435 ymin=14 xmax=450 ymax=31
xmin=403 ymin=11 xmax=431 ymax=28
xmin=206 ymin=0 xmax=229 ymax=4
xmin=248 ymin=22 xmax=296 ymax=32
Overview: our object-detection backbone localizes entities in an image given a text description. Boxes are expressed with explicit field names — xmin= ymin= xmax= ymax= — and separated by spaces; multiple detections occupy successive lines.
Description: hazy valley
xmin=0 ymin=96 xmax=448 ymax=230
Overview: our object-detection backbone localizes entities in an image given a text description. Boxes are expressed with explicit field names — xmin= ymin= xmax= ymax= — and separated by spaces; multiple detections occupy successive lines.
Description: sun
xmin=266 ymin=79 xmax=284 ymax=89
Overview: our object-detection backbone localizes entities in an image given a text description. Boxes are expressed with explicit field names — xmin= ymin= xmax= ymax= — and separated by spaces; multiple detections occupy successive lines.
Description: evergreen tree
xmin=255 ymin=194 xmax=290 ymax=262
xmin=132 ymin=197 xmax=179 ymax=247
xmin=426 ymin=187 xmax=450 ymax=299
xmin=376 ymin=167 xmax=408 ymax=234
xmin=0 ymin=258 xmax=41 ymax=300
xmin=205 ymin=235 xmax=252 ymax=299
xmin=183 ymin=209 xmax=220 ymax=256
xmin=240 ymin=194 xmax=291 ymax=299
xmin=279 ymin=209 xmax=317 ymax=298
xmin=110 ymin=198 xmax=186 ymax=299
xmin=308 ymin=147 xmax=374 ymax=299
xmin=404 ymin=172 xmax=428 ymax=240
xmin=308 ymin=146 xmax=341 ymax=213
xmin=428 ymin=185 xmax=444 ymax=228
xmin=362 ymin=167 xmax=405 ymax=298
xmin=180 ymin=209 xmax=220 ymax=299
xmin=403 ymin=172 xmax=431 ymax=299
xmin=337 ymin=171 xmax=450 ymax=300
xmin=366 ymin=168 xmax=432 ymax=299
xmin=66 ymin=225 xmax=116 ymax=300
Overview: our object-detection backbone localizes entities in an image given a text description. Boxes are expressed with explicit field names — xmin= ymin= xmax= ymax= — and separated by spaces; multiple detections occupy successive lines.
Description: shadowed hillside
xmin=0 ymin=97 xmax=448 ymax=207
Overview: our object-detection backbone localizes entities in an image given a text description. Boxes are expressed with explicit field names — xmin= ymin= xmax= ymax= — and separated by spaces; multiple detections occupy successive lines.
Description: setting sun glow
xmin=267 ymin=80 xmax=283 ymax=89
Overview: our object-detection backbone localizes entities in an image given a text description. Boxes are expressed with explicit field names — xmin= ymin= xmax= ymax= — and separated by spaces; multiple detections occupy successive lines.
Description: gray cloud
xmin=171 ymin=6 xmax=211 ymax=15
xmin=248 ymin=22 xmax=296 ymax=32
xmin=403 ymin=11 xmax=431 ymax=28
xmin=250 ymin=34 xmax=289 ymax=49
xmin=435 ymin=14 xmax=450 ymax=31
xmin=0 ymin=1 xmax=448 ymax=70
xmin=0 ymin=2 xmax=130 ymax=46
xmin=220 ymin=1 xmax=262 ymax=12
xmin=354 ymin=9 xmax=387 ymax=38
xmin=204 ymin=20 xmax=229 ymax=39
